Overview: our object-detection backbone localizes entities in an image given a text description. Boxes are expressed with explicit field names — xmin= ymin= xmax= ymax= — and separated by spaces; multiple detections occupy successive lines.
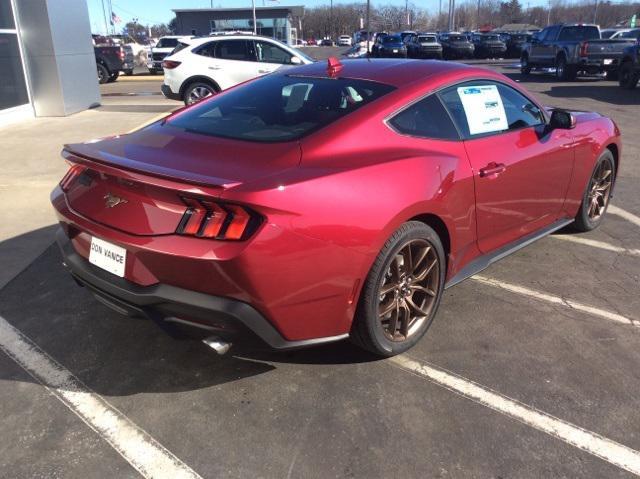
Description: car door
xmin=253 ymin=40 xmax=298 ymax=77
xmin=210 ymin=39 xmax=257 ymax=90
xmin=538 ymin=26 xmax=560 ymax=65
xmin=439 ymin=81 xmax=575 ymax=253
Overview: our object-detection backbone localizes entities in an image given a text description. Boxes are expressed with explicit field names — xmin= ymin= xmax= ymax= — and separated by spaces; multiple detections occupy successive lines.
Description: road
xmin=1 ymin=50 xmax=639 ymax=478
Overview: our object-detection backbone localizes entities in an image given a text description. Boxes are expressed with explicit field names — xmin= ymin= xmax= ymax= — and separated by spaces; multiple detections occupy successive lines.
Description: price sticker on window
xmin=457 ymin=85 xmax=508 ymax=135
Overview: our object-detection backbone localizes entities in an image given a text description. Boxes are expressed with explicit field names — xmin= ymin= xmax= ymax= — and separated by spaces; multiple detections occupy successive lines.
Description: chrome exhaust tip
xmin=202 ymin=335 xmax=232 ymax=355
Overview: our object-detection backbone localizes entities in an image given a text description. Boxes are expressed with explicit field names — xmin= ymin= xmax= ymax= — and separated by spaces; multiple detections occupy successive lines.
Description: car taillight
xmin=119 ymin=47 xmax=125 ymax=61
xmin=60 ymin=164 xmax=86 ymax=192
xmin=176 ymin=197 xmax=262 ymax=241
xmin=162 ymin=60 xmax=181 ymax=69
xmin=579 ymin=42 xmax=589 ymax=57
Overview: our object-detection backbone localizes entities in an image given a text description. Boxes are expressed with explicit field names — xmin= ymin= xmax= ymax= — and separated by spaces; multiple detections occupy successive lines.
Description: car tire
xmin=124 ymin=69 xmax=133 ymax=76
xmin=572 ymin=150 xmax=615 ymax=232
xmin=619 ymin=61 xmax=639 ymax=90
xmin=149 ymin=69 xmax=158 ymax=75
xmin=556 ymin=55 xmax=576 ymax=81
xmin=351 ymin=221 xmax=446 ymax=357
xmin=97 ymin=64 xmax=109 ymax=84
xmin=183 ymin=81 xmax=218 ymax=105
xmin=108 ymin=71 xmax=119 ymax=83
xmin=520 ymin=54 xmax=532 ymax=74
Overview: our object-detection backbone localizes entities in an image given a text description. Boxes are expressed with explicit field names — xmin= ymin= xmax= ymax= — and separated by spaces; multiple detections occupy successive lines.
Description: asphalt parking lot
xmin=1 ymin=49 xmax=639 ymax=478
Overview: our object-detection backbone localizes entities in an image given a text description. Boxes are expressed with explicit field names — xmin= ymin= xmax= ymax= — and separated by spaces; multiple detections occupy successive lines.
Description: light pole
xmin=593 ymin=0 xmax=599 ymax=24
xmin=365 ymin=0 xmax=370 ymax=53
xmin=448 ymin=0 xmax=455 ymax=31
xmin=252 ymin=0 xmax=257 ymax=34
xmin=330 ymin=0 xmax=333 ymax=41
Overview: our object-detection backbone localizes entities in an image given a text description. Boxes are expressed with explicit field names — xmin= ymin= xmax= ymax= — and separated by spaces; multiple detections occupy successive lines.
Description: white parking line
xmin=553 ymin=235 xmax=640 ymax=257
xmin=389 ymin=355 xmax=640 ymax=476
xmin=609 ymin=205 xmax=640 ymax=228
xmin=472 ymin=275 xmax=638 ymax=327
xmin=0 ymin=316 xmax=202 ymax=479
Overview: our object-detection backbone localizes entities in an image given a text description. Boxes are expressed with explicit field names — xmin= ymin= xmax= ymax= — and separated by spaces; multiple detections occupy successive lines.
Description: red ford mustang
xmin=51 ymin=59 xmax=620 ymax=356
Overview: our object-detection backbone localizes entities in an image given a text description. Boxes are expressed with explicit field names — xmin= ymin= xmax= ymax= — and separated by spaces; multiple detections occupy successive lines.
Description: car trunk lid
xmin=63 ymin=123 xmax=301 ymax=236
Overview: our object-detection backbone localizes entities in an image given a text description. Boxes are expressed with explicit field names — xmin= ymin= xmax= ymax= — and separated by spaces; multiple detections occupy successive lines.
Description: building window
xmin=0 ymin=0 xmax=29 ymax=111
xmin=210 ymin=17 xmax=289 ymax=43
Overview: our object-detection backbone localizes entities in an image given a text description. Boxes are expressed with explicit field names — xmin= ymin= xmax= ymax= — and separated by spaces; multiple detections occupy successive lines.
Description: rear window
xmin=168 ymin=75 xmax=395 ymax=143
xmin=558 ymin=26 xmax=600 ymax=41
xmin=383 ymin=35 xmax=402 ymax=43
xmin=156 ymin=38 xmax=179 ymax=48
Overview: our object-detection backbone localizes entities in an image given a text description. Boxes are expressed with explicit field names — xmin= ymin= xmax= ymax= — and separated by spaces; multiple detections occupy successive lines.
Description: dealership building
xmin=1 ymin=0 xmax=100 ymax=124
xmin=172 ymin=6 xmax=304 ymax=45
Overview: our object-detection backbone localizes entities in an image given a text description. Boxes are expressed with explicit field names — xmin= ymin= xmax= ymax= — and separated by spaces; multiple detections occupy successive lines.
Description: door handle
xmin=258 ymin=69 xmax=273 ymax=74
xmin=479 ymin=162 xmax=506 ymax=177
xmin=208 ymin=65 xmax=221 ymax=70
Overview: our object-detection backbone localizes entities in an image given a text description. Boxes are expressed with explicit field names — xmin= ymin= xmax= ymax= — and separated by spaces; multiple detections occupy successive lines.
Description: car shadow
xmin=0 ymin=230 xmax=378 ymax=397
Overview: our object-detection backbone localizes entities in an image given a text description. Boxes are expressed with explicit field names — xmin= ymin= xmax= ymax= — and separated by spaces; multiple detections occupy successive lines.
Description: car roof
xmin=286 ymin=58 xmax=476 ymax=88
xmin=184 ymin=35 xmax=284 ymax=46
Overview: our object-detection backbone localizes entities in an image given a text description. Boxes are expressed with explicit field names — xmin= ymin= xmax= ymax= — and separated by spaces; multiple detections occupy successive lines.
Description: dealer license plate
xmin=393 ymin=49 xmax=398 ymax=53
xmin=603 ymin=59 xmax=613 ymax=65
xmin=89 ymin=237 xmax=126 ymax=277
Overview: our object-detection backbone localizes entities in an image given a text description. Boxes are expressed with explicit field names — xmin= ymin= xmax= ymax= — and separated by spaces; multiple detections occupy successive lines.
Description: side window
xmin=439 ymin=81 xmax=543 ymax=139
xmin=388 ymin=95 xmax=459 ymax=140
xmin=214 ymin=40 xmax=254 ymax=61
xmin=195 ymin=42 xmax=216 ymax=58
xmin=255 ymin=41 xmax=293 ymax=64
xmin=544 ymin=26 xmax=560 ymax=41
xmin=496 ymin=84 xmax=544 ymax=129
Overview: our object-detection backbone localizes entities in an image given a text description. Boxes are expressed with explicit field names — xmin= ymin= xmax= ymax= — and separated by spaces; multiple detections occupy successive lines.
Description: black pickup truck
xmin=619 ymin=44 xmax=640 ymax=89
xmin=93 ymin=35 xmax=127 ymax=84
xmin=520 ymin=24 xmax=635 ymax=81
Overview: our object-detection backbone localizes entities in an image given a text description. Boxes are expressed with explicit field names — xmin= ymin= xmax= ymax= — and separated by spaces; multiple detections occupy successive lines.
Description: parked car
xmin=161 ymin=35 xmax=314 ymax=104
xmin=400 ymin=30 xmax=417 ymax=42
xmin=93 ymin=40 xmax=125 ymax=84
xmin=149 ymin=36 xmax=190 ymax=74
xmin=619 ymin=43 xmax=640 ymax=89
xmin=320 ymin=38 xmax=335 ymax=46
xmin=121 ymin=44 xmax=135 ymax=76
xmin=439 ymin=32 xmax=475 ymax=59
xmin=338 ymin=35 xmax=353 ymax=46
xmin=472 ymin=33 xmax=507 ymax=58
xmin=617 ymin=28 xmax=640 ymax=40
xmin=371 ymin=33 xmax=407 ymax=58
xmin=52 ymin=58 xmax=620 ymax=356
xmin=504 ymin=32 xmax=532 ymax=58
xmin=405 ymin=33 xmax=443 ymax=59
xmin=520 ymin=24 xmax=636 ymax=81
xmin=610 ymin=29 xmax=633 ymax=38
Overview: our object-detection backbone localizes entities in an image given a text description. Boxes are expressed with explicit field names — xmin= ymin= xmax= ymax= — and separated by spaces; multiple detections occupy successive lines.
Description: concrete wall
xmin=15 ymin=0 xmax=100 ymax=116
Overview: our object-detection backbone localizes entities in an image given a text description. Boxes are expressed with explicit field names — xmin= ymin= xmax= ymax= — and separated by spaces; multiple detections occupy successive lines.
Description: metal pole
xmin=365 ymin=0 xmax=370 ymax=53
xmin=330 ymin=0 xmax=333 ymax=41
xmin=405 ymin=0 xmax=408 ymax=28
xmin=448 ymin=0 xmax=455 ymax=31
xmin=547 ymin=0 xmax=551 ymax=26
xmin=593 ymin=0 xmax=598 ymax=24
xmin=252 ymin=0 xmax=257 ymax=34
xmin=439 ymin=0 xmax=442 ymax=30
xmin=477 ymin=0 xmax=481 ymax=30
xmin=100 ymin=0 xmax=109 ymax=35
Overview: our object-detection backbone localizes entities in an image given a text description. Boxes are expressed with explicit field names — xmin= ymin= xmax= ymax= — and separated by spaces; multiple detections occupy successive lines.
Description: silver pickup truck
xmin=520 ymin=24 xmax=636 ymax=81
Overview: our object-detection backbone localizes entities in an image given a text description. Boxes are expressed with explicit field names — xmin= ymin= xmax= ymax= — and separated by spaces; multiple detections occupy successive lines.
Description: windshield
xmin=448 ymin=35 xmax=467 ymax=41
xmin=383 ymin=35 xmax=402 ymax=44
xmin=168 ymin=75 xmax=395 ymax=143
xmin=418 ymin=35 xmax=437 ymax=42
xmin=511 ymin=34 xmax=529 ymax=41
xmin=156 ymin=38 xmax=179 ymax=48
xmin=483 ymin=35 xmax=500 ymax=41
xmin=558 ymin=26 xmax=600 ymax=41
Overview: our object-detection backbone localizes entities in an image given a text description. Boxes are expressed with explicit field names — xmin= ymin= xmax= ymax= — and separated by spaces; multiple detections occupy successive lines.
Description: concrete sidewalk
xmin=0 ymin=96 xmax=176 ymax=289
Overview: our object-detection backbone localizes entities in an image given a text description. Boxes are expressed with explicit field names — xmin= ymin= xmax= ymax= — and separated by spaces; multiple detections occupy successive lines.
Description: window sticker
xmin=457 ymin=85 xmax=508 ymax=135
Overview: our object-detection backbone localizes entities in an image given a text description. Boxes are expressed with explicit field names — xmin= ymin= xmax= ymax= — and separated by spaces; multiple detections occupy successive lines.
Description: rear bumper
xmin=56 ymin=228 xmax=348 ymax=350
xmin=161 ymin=83 xmax=181 ymax=101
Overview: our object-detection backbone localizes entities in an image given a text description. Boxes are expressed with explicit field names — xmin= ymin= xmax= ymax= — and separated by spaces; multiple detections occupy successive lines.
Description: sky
xmin=88 ymin=0 xmax=556 ymax=34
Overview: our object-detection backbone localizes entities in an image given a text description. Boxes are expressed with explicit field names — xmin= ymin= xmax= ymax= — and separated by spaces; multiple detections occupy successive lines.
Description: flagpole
xmin=252 ymin=0 xmax=257 ymax=34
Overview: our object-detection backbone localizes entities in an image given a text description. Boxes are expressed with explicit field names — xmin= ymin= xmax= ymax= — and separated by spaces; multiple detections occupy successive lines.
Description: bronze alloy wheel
xmin=587 ymin=158 xmax=613 ymax=221
xmin=377 ymin=239 xmax=440 ymax=342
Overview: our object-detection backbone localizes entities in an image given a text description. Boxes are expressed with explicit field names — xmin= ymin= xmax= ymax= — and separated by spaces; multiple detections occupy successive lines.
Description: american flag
xmin=111 ymin=11 xmax=121 ymax=25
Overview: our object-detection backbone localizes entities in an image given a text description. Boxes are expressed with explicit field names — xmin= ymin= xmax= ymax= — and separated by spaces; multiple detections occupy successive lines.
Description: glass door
xmin=0 ymin=0 xmax=29 ymax=111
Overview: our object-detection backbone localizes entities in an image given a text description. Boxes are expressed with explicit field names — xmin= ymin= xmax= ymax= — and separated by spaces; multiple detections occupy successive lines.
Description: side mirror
xmin=290 ymin=56 xmax=302 ymax=65
xmin=549 ymin=109 xmax=576 ymax=130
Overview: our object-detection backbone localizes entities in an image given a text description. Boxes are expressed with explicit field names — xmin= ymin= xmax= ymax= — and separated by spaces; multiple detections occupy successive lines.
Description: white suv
xmin=338 ymin=35 xmax=353 ymax=46
xmin=161 ymin=35 xmax=315 ymax=105
xmin=148 ymin=36 xmax=191 ymax=74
